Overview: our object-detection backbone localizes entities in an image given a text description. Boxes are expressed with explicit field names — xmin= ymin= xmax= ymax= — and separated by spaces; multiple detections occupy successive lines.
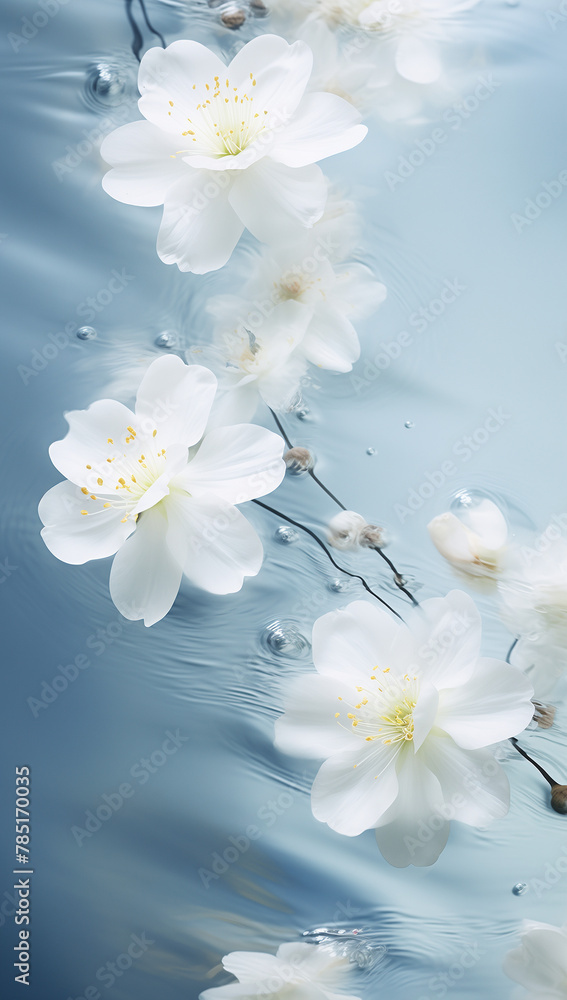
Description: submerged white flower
xmin=503 ymin=920 xmax=567 ymax=999
xmin=428 ymin=499 xmax=508 ymax=579
xmin=275 ymin=591 xmax=533 ymax=867
xmin=499 ymin=537 xmax=567 ymax=697
xmin=500 ymin=537 xmax=567 ymax=646
xmin=190 ymin=299 xmax=311 ymax=424
xmin=200 ymin=942 xmax=362 ymax=1000
xmin=100 ymin=34 xmax=367 ymax=274
xmin=206 ymin=230 xmax=387 ymax=384
xmin=39 ymin=356 xmax=285 ymax=626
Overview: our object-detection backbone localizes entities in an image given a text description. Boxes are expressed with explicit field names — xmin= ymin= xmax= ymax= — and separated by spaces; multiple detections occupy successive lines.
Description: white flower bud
xmin=327 ymin=511 xmax=367 ymax=550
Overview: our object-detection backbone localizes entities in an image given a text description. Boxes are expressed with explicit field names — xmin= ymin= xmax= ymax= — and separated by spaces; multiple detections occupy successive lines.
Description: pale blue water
xmin=1 ymin=1 xmax=567 ymax=998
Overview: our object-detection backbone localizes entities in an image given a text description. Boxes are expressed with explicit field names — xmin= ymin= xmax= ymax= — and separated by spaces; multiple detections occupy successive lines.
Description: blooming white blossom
xmin=275 ymin=591 xmax=534 ymax=867
xmin=428 ymin=499 xmax=508 ymax=579
xmin=100 ymin=34 xmax=367 ymax=274
xmin=38 ymin=356 xmax=285 ymax=626
xmin=503 ymin=920 xmax=567 ymax=999
xmin=199 ymin=942 xmax=362 ymax=1000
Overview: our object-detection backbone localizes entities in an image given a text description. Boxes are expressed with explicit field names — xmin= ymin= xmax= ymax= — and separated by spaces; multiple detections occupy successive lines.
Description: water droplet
xmin=512 ymin=882 xmax=528 ymax=896
xmin=404 ymin=420 xmax=414 ymax=429
xmin=329 ymin=578 xmax=350 ymax=593
xmin=92 ymin=62 xmax=127 ymax=101
xmin=76 ymin=326 xmax=97 ymax=340
xmin=366 ymin=447 xmax=376 ymax=456
xmin=262 ymin=621 xmax=311 ymax=658
xmin=155 ymin=330 xmax=177 ymax=349
xmin=274 ymin=526 xmax=299 ymax=544
xmin=297 ymin=407 xmax=311 ymax=421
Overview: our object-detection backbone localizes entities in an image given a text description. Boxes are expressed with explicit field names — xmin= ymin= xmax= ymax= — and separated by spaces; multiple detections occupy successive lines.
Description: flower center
xmin=79 ymin=424 xmax=167 ymax=523
xmin=336 ymin=668 xmax=419 ymax=746
xmin=167 ymin=73 xmax=270 ymax=158
xmin=316 ymin=0 xmax=424 ymax=31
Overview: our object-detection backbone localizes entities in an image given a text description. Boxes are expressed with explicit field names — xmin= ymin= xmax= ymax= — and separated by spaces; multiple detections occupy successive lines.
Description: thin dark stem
xmin=269 ymin=407 xmax=418 ymax=605
xmin=506 ymin=637 xmax=518 ymax=664
xmin=510 ymin=738 xmax=558 ymax=787
xmin=252 ymin=499 xmax=404 ymax=620
xmin=137 ymin=0 xmax=166 ymax=46
xmin=125 ymin=0 xmax=165 ymax=62
xmin=268 ymin=408 xmax=293 ymax=450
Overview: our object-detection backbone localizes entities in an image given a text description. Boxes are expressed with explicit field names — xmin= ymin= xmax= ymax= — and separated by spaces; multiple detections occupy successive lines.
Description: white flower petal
xmin=165 ymin=494 xmax=263 ymax=594
xmin=228 ymin=34 xmax=313 ymax=119
xmin=312 ymin=600 xmax=415 ymax=683
xmin=100 ymin=120 xmax=188 ymax=207
xmin=274 ymin=674 xmax=362 ymax=759
xmin=228 ymin=159 xmax=327 ymax=244
xmin=504 ymin=923 xmax=567 ymax=993
xmin=410 ymin=590 xmax=482 ymax=688
xmin=374 ymin=751 xmax=448 ymax=867
xmin=138 ymin=40 xmax=227 ymax=132
xmin=436 ymin=656 xmax=534 ymax=748
xmin=463 ymin=498 xmax=507 ymax=549
xmin=412 ymin=681 xmax=439 ymax=751
xmin=311 ymin=743 xmax=399 ymax=836
xmin=48 ymin=398 xmax=138 ymax=485
xmin=178 ymin=424 xmax=285 ymax=503
xmin=109 ymin=504 xmax=183 ymax=626
xmin=421 ymin=737 xmax=509 ymax=827
xmin=200 ymin=984 xmax=263 ymax=1000
xmin=134 ymin=356 xmax=217 ymax=448
xmin=158 ymin=172 xmax=244 ymax=274
xmin=301 ymin=304 xmax=360 ymax=372
xmin=428 ymin=512 xmax=476 ymax=564
xmin=39 ymin=481 xmax=134 ymax=565
xmin=270 ymin=92 xmax=367 ymax=169
xmin=334 ymin=263 xmax=387 ymax=319
xmin=222 ymin=951 xmax=280 ymax=982
xmin=394 ymin=36 xmax=442 ymax=84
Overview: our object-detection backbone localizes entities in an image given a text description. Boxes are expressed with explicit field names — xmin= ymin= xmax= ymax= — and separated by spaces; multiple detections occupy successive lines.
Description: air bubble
xmin=275 ymin=526 xmax=299 ymax=544
xmin=512 ymin=882 xmax=528 ymax=896
xmin=76 ymin=326 xmax=97 ymax=340
xmin=404 ymin=420 xmax=414 ymax=429
xmin=261 ymin=621 xmax=311 ymax=658
xmin=297 ymin=408 xmax=311 ymax=421
xmin=366 ymin=447 xmax=376 ymax=456
xmin=155 ymin=330 xmax=178 ymax=349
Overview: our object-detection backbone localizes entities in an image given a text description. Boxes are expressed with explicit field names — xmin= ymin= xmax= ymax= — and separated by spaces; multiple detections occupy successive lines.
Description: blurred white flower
xmin=205 ymin=224 xmax=387 ymax=381
xmin=101 ymin=34 xmax=366 ymax=273
xmin=503 ymin=920 xmax=567 ymax=999
xmin=200 ymin=942 xmax=362 ymax=1000
xmin=499 ymin=536 xmax=567 ymax=697
xmin=275 ymin=591 xmax=534 ymax=867
xmin=39 ymin=356 xmax=285 ymax=626
xmin=427 ymin=499 xmax=508 ymax=579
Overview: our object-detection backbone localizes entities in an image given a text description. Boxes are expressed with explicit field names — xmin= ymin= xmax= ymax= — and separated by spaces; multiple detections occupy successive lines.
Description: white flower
xmin=189 ymin=300 xmax=311 ymax=424
xmin=427 ymin=499 xmax=508 ymax=579
xmin=199 ymin=942 xmax=362 ymax=1000
xmin=499 ymin=537 xmax=567 ymax=646
xmin=503 ymin=920 xmax=567 ymax=999
xmin=206 ymin=231 xmax=386 ymax=381
xmin=38 ymin=356 xmax=285 ymax=626
xmin=100 ymin=34 xmax=367 ymax=274
xmin=274 ymin=591 xmax=534 ymax=867
xmin=499 ymin=537 xmax=567 ymax=697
